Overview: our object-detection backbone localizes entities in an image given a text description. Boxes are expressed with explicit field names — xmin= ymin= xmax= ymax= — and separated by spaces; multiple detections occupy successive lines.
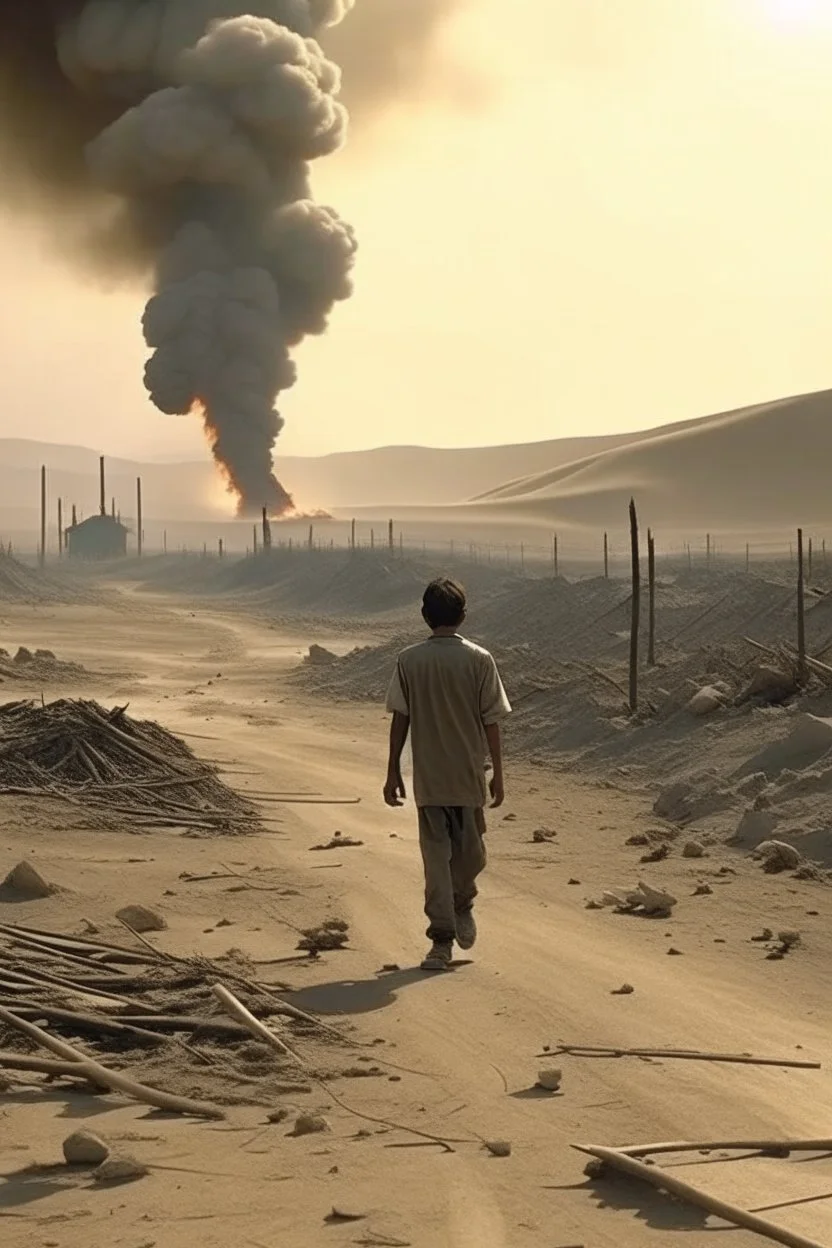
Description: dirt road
xmin=1 ymin=590 xmax=830 ymax=1247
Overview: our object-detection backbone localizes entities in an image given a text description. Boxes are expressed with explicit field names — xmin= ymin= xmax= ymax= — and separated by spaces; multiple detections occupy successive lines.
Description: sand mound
xmin=472 ymin=389 xmax=832 ymax=531
xmin=0 ymin=549 xmax=97 ymax=604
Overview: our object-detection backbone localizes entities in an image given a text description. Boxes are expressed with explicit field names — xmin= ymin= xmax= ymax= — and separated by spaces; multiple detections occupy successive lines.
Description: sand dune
xmin=473 ymin=390 xmax=832 ymax=533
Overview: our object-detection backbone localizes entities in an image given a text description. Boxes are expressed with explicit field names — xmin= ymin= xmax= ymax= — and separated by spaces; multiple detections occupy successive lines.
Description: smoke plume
xmin=0 ymin=1 xmax=364 ymax=516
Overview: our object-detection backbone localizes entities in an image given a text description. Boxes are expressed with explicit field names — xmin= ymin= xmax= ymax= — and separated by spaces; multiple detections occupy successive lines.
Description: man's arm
xmin=384 ymin=659 xmax=410 ymax=807
xmin=484 ymin=721 xmax=504 ymax=808
xmin=480 ymin=654 xmax=511 ymax=809
xmin=384 ymin=711 xmax=410 ymax=807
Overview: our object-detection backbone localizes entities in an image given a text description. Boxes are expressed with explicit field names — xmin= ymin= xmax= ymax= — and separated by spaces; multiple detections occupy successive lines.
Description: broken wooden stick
xmin=574 ymin=1144 xmax=827 ymax=1248
xmin=0 ymin=1003 xmax=224 ymax=1119
xmin=211 ymin=983 xmax=303 ymax=1065
xmin=616 ymin=1136 xmax=832 ymax=1158
xmin=0 ymin=1050 xmax=107 ymax=1082
xmin=539 ymin=1044 xmax=821 ymax=1070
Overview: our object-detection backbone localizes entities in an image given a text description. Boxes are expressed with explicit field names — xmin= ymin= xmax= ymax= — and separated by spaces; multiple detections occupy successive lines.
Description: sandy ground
xmin=1 ymin=588 xmax=832 ymax=1248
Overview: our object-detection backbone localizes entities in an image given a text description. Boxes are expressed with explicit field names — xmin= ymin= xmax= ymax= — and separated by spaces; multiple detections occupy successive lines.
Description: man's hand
xmin=383 ymin=768 xmax=407 ymax=807
xmin=489 ymin=772 xmax=505 ymax=809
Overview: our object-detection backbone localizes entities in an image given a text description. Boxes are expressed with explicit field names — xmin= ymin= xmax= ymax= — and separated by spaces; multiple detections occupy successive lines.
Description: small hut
xmin=65 ymin=454 xmax=128 ymax=560
xmin=65 ymin=513 xmax=128 ymax=560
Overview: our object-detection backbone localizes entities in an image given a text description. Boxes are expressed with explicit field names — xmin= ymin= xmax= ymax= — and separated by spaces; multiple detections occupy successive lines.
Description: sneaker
xmin=455 ymin=910 xmax=477 ymax=951
xmin=420 ymin=941 xmax=453 ymax=971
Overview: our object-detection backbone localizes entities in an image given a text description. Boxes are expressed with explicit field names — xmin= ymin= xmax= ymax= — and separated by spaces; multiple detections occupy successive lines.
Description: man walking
xmin=384 ymin=578 xmax=511 ymax=970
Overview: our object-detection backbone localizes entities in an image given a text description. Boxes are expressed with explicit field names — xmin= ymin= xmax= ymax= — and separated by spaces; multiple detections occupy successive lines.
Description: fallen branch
xmin=0 ymin=1003 xmax=225 ymax=1118
xmin=211 ymin=983 xmax=303 ymax=1065
xmin=539 ymin=1044 xmax=821 ymax=1070
xmin=116 ymin=917 xmax=181 ymax=964
xmin=0 ymin=1050 xmax=107 ymax=1082
xmin=616 ymin=1136 xmax=832 ymax=1158
xmin=574 ymin=1143 xmax=826 ymax=1248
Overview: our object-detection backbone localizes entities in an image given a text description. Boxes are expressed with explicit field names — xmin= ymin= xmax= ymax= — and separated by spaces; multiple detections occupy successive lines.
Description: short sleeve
xmin=480 ymin=655 xmax=511 ymax=724
xmin=385 ymin=661 xmax=410 ymax=716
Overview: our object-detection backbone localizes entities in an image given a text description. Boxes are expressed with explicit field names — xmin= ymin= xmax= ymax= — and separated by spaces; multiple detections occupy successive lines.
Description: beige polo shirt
xmin=386 ymin=635 xmax=511 ymax=809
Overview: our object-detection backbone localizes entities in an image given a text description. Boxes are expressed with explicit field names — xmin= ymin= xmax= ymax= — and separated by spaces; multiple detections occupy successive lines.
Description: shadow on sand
xmin=286 ymin=963 xmax=469 ymax=1016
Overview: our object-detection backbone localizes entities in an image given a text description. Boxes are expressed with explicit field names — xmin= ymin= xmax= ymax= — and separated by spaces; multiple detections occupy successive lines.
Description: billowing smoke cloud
xmin=0 ymin=2 xmax=359 ymax=516
xmin=0 ymin=1 xmax=470 ymax=514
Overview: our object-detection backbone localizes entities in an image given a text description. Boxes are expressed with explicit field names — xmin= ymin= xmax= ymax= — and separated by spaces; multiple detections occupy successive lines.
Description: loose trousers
xmin=418 ymin=805 xmax=487 ymax=943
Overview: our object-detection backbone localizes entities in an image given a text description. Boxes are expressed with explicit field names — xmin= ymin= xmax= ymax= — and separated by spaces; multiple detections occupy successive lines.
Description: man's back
xmin=388 ymin=634 xmax=510 ymax=808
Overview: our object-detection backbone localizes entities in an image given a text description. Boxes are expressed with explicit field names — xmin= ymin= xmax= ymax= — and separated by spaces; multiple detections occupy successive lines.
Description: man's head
xmin=422 ymin=578 xmax=466 ymax=632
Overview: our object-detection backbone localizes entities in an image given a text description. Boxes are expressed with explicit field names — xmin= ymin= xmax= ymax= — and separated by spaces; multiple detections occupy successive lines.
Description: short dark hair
xmin=422 ymin=578 xmax=466 ymax=630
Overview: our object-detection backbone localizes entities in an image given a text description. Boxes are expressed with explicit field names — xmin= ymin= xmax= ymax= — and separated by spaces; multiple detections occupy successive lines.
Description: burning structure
xmin=66 ymin=458 xmax=128 ymax=560
xmin=0 ymin=2 xmax=358 ymax=517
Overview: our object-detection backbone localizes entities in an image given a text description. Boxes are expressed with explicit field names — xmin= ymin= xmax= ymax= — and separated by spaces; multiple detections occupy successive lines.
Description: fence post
xmin=553 ymin=533 xmax=559 ymax=578
xmin=218 ymin=538 xmax=224 ymax=558
xmin=797 ymin=528 xmax=807 ymax=683
xmin=647 ymin=528 xmax=656 ymax=667
xmin=629 ymin=499 xmax=640 ymax=712
xmin=746 ymin=542 xmax=750 ymax=574
xmin=350 ymin=518 xmax=356 ymax=550
xmin=808 ymin=537 xmax=813 ymax=582
xmin=706 ymin=533 xmax=711 ymax=565
xmin=388 ymin=519 xmax=394 ymax=551
xmin=604 ymin=531 xmax=609 ymax=579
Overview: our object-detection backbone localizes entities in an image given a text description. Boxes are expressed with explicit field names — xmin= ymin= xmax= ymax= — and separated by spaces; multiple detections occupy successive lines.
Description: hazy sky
xmin=2 ymin=0 xmax=832 ymax=461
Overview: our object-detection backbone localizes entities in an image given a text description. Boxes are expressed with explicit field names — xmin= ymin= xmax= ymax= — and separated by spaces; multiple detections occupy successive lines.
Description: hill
xmin=472 ymin=390 xmax=832 ymax=533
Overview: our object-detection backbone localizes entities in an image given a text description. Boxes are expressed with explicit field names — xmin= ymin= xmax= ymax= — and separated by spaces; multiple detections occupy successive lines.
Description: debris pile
xmin=0 ymin=646 xmax=89 ymax=684
xmin=0 ymin=919 xmax=351 ymax=1112
xmin=0 ymin=698 xmax=262 ymax=834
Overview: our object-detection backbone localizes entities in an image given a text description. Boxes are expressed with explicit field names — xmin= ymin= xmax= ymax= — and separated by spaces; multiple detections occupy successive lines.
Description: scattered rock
xmin=751 ymin=929 xmax=774 ymax=942
xmin=732 ymin=809 xmax=777 ymax=849
xmin=625 ymin=833 xmax=649 ymax=846
xmin=567 ymin=878 xmax=581 ymax=886
xmin=585 ymin=899 xmax=603 ymax=910
xmin=584 ymin=1157 xmax=607 ymax=1179
xmin=63 ymin=1130 xmax=110 ymax=1166
xmin=682 ymin=841 xmax=705 ymax=859
xmin=298 ymin=919 xmax=350 ymax=953
xmin=94 ymin=1155 xmax=148 ymax=1184
xmin=693 ymin=883 xmax=713 ymax=896
xmin=640 ymin=844 xmax=669 ymax=863
xmin=667 ymin=947 xmax=683 ymax=956
xmin=115 ymin=904 xmax=166 ymax=933
xmin=267 ymin=1107 xmax=294 ymax=1124
xmin=13 ymin=646 xmax=33 ymax=664
xmin=753 ymin=840 xmax=802 ymax=873
xmin=484 ymin=1139 xmax=512 ymax=1157
xmin=310 ymin=833 xmax=364 ymax=851
xmin=2 ymin=860 xmax=55 ymax=899
xmin=379 ymin=963 xmax=401 ymax=973
xmin=290 ymin=1113 xmax=330 ymax=1137
xmin=737 ymin=665 xmax=797 ymax=706
xmin=304 ymin=644 xmax=338 ymax=667
xmin=654 ymin=782 xmax=693 ymax=824
xmin=779 ymin=929 xmax=801 ymax=949
xmin=611 ymin=984 xmax=635 ymax=995
xmin=687 ymin=686 xmax=728 ymax=716
xmin=532 ymin=828 xmax=556 ymax=843
xmin=616 ymin=881 xmax=677 ymax=917
xmin=536 ymin=1068 xmax=563 ymax=1092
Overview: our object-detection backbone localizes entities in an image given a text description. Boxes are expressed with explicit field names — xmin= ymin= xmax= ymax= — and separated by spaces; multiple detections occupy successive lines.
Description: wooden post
xmin=797 ymin=528 xmax=807 ymax=682
xmin=252 ymin=524 xmax=258 ymax=554
xmin=72 ymin=504 xmax=77 ymax=527
xmin=136 ymin=477 xmax=143 ymax=557
xmin=39 ymin=465 xmax=46 ymax=568
xmin=399 ymin=532 xmax=403 ymax=555
xmin=629 ymin=499 xmax=640 ymax=713
xmin=57 ymin=497 xmax=63 ymax=558
xmin=647 ymin=529 xmax=656 ymax=667
xmin=99 ymin=456 xmax=106 ymax=516
xmin=520 ymin=542 xmax=525 ymax=573
xmin=370 ymin=528 xmax=375 ymax=550
xmin=808 ymin=537 xmax=813 ymax=582
xmin=553 ymin=533 xmax=559 ymax=578
xmin=262 ymin=506 xmax=271 ymax=549
xmin=604 ymin=531 xmax=609 ymax=579
xmin=745 ymin=542 xmax=750 ymax=574
xmin=218 ymin=538 xmax=224 ymax=558
xmin=350 ymin=518 xmax=356 ymax=550
xmin=163 ymin=529 xmax=167 ymax=554
xmin=706 ymin=533 xmax=711 ymax=565
xmin=202 ymin=542 xmax=207 ymax=557
xmin=388 ymin=518 xmax=394 ymax=551
xmin=308 ymin=524 xmax=314 ymax=550
xmin=686 ymin=542 xmax=692 ymax=571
